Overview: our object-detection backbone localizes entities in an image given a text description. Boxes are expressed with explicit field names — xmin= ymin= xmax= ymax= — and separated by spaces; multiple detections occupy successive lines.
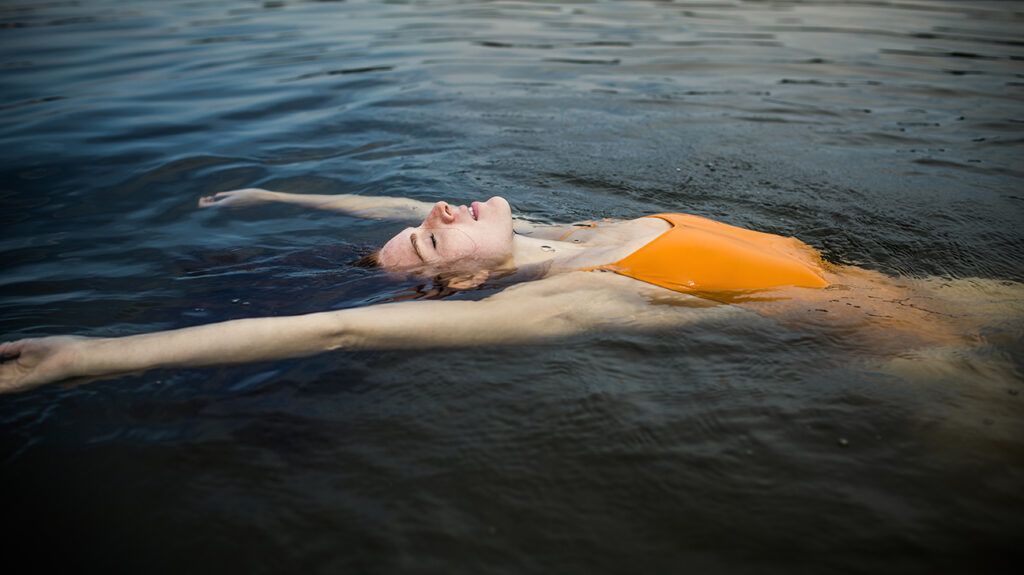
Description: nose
xmin=431 ymin=201 xmax=456 ymax=224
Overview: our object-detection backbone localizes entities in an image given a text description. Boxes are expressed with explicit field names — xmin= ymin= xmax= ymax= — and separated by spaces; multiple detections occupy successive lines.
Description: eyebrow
xmin=410 ymin=232 xmax=426 ymax=263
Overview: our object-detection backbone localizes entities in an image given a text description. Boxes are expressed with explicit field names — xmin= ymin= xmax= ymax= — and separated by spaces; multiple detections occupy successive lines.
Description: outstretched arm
xmin=198 ymin=188 xmax=434 ymax=221
xmin=1 ymin=274 xmax=679 ymax=394
xmin=198 ymin=188 xmax=576 ymax=237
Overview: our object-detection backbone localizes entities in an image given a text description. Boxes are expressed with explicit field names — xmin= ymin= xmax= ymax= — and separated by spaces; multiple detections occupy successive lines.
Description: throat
xmin=511 ymin=235 xmax=587 ymax=269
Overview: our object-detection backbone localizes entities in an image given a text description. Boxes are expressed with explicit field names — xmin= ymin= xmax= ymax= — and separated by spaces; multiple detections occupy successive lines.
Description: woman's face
xmin=378 ymin=196 xmax=515 ymax=273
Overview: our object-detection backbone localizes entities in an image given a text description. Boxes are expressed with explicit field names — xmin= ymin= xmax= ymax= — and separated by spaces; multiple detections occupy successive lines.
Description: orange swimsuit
xmin=566 ymin=214 xmax=828 ymax=293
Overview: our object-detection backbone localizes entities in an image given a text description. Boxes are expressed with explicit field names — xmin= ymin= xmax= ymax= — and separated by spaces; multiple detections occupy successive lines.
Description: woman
xmin=0 ymin=188 xmax=1013 ymax=393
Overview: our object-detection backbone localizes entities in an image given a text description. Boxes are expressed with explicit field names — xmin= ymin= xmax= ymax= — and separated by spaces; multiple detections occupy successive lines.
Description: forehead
xmin=379 ymin=227 xmax=420 ymax=269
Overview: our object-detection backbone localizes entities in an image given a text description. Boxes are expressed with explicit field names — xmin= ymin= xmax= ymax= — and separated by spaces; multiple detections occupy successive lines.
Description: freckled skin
xmin=378 ymin=196 xmax=516 ymax=272
xmin=1 ymin=188 xmax=1019 ymax=394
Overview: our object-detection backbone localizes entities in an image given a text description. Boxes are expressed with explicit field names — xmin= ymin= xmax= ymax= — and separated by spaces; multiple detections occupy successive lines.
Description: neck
xmin=509 ymin=234 xmax=588 ymax=272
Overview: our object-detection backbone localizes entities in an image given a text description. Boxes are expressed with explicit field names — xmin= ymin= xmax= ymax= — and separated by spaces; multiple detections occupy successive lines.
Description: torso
xmin=518 ymin=214 xmax=828 ymax=294
xmin=510 ymin=214 xmax=976 ymax=351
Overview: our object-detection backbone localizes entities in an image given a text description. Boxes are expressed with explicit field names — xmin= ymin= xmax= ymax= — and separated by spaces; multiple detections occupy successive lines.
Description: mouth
xmin=470 ymin=201 xmax=480 ymax=221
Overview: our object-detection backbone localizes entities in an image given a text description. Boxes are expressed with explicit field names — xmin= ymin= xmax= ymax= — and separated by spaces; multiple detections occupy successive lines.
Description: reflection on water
xmin=1 ymin=0 xmax=1022 ymax=572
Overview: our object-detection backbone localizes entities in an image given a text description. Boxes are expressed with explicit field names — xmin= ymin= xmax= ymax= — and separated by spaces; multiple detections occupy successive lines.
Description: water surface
xmin=1 ymin=0 xmax=1022 ymax=572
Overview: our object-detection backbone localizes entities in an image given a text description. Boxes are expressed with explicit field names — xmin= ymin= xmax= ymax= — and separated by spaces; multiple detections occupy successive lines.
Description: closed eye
xmin=430 ymin=233 xmax=437 ymax=249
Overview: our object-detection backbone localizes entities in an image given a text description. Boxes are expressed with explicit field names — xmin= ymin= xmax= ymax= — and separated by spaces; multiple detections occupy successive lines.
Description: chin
xmin=486 ymin=196 xmax=513 ymax=222
xmin=487 ymin=195 xmax=510 ymax=209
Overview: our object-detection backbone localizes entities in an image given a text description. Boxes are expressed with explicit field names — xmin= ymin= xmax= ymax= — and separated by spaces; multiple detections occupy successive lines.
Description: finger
xmin=0 ymin=340 xmax=24 ymax=360
xmin=198 ymin=191 xmax=241 ymax=207
xmin=198 ymin=195 xmax=225 ymax=208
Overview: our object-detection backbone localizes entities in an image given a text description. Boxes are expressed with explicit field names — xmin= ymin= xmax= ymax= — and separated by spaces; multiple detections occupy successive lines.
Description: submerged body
xmin=1 ymin=188 xmax=1018 ymax=393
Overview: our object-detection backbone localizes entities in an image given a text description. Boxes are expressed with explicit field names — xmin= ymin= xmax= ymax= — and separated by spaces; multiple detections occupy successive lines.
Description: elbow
xmin=316 ymin=311 xmax=362 ymax=352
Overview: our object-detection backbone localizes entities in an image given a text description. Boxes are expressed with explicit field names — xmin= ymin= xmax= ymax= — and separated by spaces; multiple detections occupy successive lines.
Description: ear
xmin=446 ymin=269 xmax=491 ymax=290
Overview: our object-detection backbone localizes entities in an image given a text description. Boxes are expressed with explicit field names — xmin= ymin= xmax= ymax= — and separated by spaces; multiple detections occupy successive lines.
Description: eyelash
xmin=429 ymin=233 xmax=437 ymax=249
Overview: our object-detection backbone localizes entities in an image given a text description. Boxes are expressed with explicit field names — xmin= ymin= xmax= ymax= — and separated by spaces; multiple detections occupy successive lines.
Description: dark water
xmin=2 ymin=0 xmax=1023 ymax=572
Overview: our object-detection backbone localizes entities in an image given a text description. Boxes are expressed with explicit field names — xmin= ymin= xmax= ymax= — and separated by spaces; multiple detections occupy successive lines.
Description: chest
xmin=555 ymin=218 xmax=672 ymax=270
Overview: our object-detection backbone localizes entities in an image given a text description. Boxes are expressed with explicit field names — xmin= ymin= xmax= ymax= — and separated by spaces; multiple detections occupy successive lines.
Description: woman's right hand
xmin=0 ymin=336 xmax=88 ymax=394
xmin=197 ymin=188 xmax=276 ymax=209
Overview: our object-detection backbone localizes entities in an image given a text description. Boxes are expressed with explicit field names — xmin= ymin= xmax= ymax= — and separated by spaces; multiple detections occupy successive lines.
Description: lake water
xmin=1 ymin=0 xmax=1022 ymax=572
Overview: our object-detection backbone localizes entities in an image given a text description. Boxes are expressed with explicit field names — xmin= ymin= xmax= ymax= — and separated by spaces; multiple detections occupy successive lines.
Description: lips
xmin=470 ymin=201 xmax=481 ymax=220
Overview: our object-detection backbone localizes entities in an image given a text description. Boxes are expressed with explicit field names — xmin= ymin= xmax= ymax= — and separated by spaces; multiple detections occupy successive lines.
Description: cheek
xmin=446 ymin=243 xmax=477 ymax=260
xmin=439 ymin=227 xmax=511 ymax=263
xmin=439 ymin=229 xmax=485 ymax=260
xmin=439 ymin=230 xmax=474 ymax=258
xmin=472 ymin=230 xmax=512 ymax=260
